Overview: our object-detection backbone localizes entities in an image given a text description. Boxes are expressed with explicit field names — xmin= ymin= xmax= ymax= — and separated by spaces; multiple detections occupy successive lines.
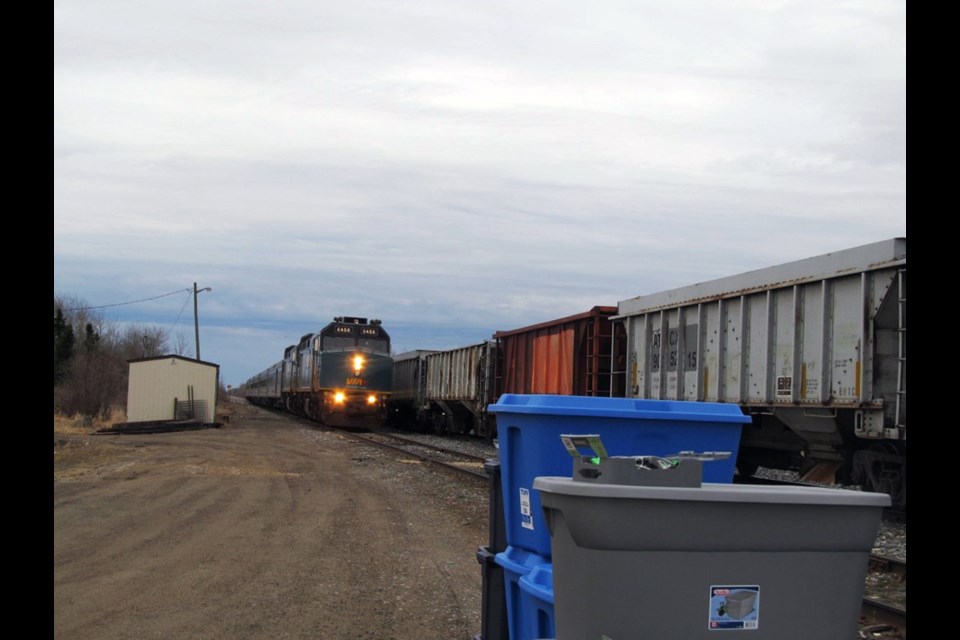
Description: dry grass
xmin=54 ymin=407 xmax=127 ymax=435
xmin=54 ymin=400 xmax=244 ymax=480
xmin=54 ymin=400 xmax=237 ymax=435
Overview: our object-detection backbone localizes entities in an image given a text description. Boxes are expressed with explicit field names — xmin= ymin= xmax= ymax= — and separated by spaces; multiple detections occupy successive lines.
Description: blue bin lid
xmin=495 ymin=545 xmax=551 ymax=574
xmin=489 ymin=394 xmax=751 ymax=424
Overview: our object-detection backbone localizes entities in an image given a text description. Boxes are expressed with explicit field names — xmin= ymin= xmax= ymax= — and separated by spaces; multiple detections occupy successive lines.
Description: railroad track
xmin=861 ymin=554 xmax=906 ymax=638
xmin=344 ymin=430 xmax=491 ymax=481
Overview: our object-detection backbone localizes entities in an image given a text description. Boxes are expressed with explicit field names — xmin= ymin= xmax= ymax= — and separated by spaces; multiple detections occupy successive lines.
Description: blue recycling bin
xmin=519 ymin=562 xmax=555 ymax=640
xmin=488 ymin=394 xmax=750 ymax=557
xmin=495 ymin=546 xmax=553 ymax=640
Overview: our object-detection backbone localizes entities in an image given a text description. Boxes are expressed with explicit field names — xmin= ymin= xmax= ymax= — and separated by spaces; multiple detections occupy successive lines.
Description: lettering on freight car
xmin=668 ymin=329 xmax=679 ymax=371
xmin=684 ymin=324 xmax=698 ymax=372
xmin=651 ymin=331 xmax=661 ymax=371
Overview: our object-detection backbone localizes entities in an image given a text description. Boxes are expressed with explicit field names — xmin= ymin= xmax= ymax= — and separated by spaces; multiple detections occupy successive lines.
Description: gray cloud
xmin=54 ymin=0 xmax=906 ymax=386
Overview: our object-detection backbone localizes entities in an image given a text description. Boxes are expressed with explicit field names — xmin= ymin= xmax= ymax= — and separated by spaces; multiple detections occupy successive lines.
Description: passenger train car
xmin=242 ymin=316 xmax=392 ymax=428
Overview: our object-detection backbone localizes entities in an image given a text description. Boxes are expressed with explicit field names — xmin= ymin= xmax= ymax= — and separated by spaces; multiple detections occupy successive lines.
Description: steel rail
xmin=860 ymin=597 xmax=906 ymax=637
xmin=346 ymin=431 xmax=490 ymax=481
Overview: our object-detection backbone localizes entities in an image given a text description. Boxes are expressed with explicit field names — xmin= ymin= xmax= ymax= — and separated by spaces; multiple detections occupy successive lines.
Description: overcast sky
xmin=54 ymin=0 xmax=906 ymax=388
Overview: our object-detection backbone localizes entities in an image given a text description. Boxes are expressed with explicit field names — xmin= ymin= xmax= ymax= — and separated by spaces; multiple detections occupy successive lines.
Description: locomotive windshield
xmin=359 ymin=335 xmax=390 ymax=355
xmin=322 ymin=336 xmax=355 ymax=351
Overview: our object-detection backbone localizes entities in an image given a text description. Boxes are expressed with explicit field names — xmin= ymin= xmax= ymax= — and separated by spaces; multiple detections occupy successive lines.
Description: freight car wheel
xmin=852 ymin=443 xmax=905 ymax=511
xmin=429 ymin=413 xmax=447 ymax=436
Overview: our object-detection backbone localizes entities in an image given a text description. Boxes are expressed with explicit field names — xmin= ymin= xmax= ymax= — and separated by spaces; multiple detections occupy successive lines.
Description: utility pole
xmin=193 ymin=282 xmax=212 ymax=360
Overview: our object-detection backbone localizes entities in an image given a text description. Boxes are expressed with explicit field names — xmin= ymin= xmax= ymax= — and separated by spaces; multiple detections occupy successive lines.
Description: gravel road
xmin=54 ymin=402 xmax=490 ymax=640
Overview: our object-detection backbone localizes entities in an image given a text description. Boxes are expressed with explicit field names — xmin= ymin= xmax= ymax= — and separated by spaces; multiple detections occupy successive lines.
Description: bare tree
xmin=172 ymin=331 xmax=191 ymax=357
xmin=53 ymin=295 xmax=174 ymax=417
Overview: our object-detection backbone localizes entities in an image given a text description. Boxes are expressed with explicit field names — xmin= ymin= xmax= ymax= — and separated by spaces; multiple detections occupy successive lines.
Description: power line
xmin=63 ymin=288 xmax=192 ymax=312
xmin=170 ymin=291 xmax=193 ymax=334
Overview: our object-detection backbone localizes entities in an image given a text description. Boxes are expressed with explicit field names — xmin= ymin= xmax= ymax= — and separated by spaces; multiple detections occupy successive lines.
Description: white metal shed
xmin=126 ymin=355 xmax=220 ymax=424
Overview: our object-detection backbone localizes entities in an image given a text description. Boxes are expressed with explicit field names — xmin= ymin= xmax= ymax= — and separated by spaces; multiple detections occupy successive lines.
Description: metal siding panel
xmin=283 ymin=360 xmax=294 ymax=395
xmin=503 ymin=329 xmax=530 ymax=394
xmin=530 ymin=328 xmax=573 ymax=395
xmin=625 ymin=317 xmax=636 ymax=396
xmin=664 ymin=309 xmax=679 ymax=400
xmin=391 ymin=356 xmax=420 ymax=402
xmin=702 ymin=302 xmax=721 ymax=402
xmin=559 ymin=326 xmax=574 ymax=395
xmin=426 ymin=343 xmax=485 ymax=401
xmin=620 ymin=260 xmax=905 ymax=413
xmin=799 ymin=282 xmax=825 ymax=403
xmin=772 ymin=287 xmax=798 ymax=404
xmin=650 ymin=312 xmax=663 ymax=399
xmin=530 ymin=334 xmax=547 ymax=393
xmin=616 ymin=238 xmax=907 ymax=429
xmin=829 ymin=275 xmax=866 ymax=402
xmin=497 ymin=307 xmax=616 ymax=397
xmin=721 ymin=298 xmax=742 ymax=403
xmin=745 ymin=292 xmax=770 ymax=403
xmin=682 ymin=309 xmax=699 ymax=401
xmin=561 ymin=326 xmax=575 ymax=394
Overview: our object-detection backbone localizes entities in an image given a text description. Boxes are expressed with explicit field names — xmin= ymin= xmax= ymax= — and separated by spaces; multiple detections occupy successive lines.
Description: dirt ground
xmin=54 ymin=400 xmax=490 ymax=640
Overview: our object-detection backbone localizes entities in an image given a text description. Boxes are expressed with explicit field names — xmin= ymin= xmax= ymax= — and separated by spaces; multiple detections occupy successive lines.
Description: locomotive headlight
xmin=367 ymin=394 xmax=377 ymax=405
xmin=334 ymin=391 xmax=346 ymax=404
xmin=352 ymin=355 xmax=365 ymax=373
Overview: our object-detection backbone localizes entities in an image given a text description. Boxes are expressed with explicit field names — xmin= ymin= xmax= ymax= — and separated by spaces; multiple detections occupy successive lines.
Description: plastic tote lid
xmin=488 ymin=394 xmax=752 ymax=424
xmin=532 ymin=475 xmax=893 ymax=508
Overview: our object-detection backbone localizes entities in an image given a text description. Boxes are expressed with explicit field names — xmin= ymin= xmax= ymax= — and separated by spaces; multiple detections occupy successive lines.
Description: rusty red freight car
xmin=493 ymin=306 xmax=626 ymax=401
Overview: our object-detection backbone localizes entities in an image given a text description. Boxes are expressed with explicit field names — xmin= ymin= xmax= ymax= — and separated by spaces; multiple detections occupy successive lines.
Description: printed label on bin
xmin=708 ymin=585 xmax=760 ymax=630
xmin=519 ymin=487 xmax=534 ymax=530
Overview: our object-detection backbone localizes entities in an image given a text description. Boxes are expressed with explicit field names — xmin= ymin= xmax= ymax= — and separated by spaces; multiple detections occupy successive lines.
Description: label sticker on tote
xmin=519 ymin=487 xmax=534 ymax=529
xmin=708 ymin=585 xmax=760 ymax=630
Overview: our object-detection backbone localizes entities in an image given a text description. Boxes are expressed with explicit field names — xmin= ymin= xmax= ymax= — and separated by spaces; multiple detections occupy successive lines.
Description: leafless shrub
xmin=54 ymin=294 xmax=170 ymax=419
